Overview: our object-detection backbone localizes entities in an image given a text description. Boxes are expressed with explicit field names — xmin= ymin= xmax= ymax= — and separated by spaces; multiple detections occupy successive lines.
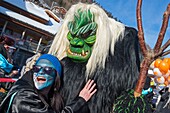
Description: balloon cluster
xmin=149 ymin=58 xmax=170 ymax=86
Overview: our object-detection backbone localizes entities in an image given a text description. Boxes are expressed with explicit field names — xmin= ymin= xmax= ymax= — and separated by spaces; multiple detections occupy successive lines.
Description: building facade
xmin=0 ymin=0 xmax=62 ymax=68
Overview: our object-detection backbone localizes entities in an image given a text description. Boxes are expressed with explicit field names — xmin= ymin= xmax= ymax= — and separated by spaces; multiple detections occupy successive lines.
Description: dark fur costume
xmin=60 ymin=27 xmax=142 ymax=113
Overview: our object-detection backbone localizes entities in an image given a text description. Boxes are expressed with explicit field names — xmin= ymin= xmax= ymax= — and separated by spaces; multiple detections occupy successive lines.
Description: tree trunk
xmin=134 ymin=58 xmax=152 ymax=97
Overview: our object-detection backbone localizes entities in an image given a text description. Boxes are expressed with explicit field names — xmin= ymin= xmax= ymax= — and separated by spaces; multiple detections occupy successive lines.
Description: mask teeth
xmin=68 ymin=48 xmax=88 ymax=56
xmin=82 ymin=50 xmax=85 ymax=56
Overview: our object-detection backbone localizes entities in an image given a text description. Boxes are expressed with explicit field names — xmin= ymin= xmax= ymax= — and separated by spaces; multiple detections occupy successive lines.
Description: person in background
xmin=154 ymin=86 xmax=170 ymax=113
xmin=0 ymin=35 xmax=14 ymax=63
xmin=0 ymin=54 xmax=97 ymax=113
xmin=0 ymin=35 xmax=18 ymax=76
xmin=0 ymin=36 xmax=18 ymax=96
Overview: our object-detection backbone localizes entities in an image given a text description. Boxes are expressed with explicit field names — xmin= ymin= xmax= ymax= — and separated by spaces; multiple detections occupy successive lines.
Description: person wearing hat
xmin=0 ymin=54 xmax=97 ymax=113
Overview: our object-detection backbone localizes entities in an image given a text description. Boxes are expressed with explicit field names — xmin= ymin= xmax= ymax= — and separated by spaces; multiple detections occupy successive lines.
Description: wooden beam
xmin=0 ymin=13 xmax=54 ymax=39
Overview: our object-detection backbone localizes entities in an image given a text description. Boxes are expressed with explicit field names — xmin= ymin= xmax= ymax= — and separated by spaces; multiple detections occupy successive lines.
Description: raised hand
xmin=79 ymin=79 xmax=97 ymax=101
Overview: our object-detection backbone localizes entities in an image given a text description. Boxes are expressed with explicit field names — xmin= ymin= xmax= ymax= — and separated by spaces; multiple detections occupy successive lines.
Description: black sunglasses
xmin=32 ymin=65 xmax=57 ymax=75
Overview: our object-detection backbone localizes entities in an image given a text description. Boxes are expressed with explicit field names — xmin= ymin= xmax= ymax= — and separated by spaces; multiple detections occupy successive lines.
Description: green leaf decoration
xmin=113 ymin=89 xmax=153 ymax=113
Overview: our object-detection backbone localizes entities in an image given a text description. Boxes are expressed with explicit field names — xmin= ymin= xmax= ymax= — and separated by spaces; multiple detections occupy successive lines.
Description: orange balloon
xmin=159 ymin=61 xmax=169 ymax=74
xmin=164 ymin=80 xmax=169 ymax=86
xmin=163 ymin=58 xmax=170 ymax=63
xmin=163 ymin=70 xmax=170 ymax=78
xmin=156 ymin=76 xmax=165 ymax=84
xmin=154 ymin=59 xmax=162 ymax=68
xmin=167 ymin=76 xmax=170 ymax=83
xmin=153 ymin=68 xmax=162 ymax=77
xmin=163 ymin=58 xmax=170 ymax=69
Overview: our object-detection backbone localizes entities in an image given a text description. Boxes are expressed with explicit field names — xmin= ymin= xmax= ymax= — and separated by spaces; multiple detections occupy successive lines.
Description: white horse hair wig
xmin=48 ymin=2 xmax=125 ymax=77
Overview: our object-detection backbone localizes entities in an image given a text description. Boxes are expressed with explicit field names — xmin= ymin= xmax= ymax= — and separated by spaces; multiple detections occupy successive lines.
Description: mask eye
xmin=81 ymin=30 xmax=92 ymax=39
xmin=33 ymin=65 xmax=42 ymax=73
xmin=43 ymin=67 xmax=54 ymax=75
xmin=33 ymin=65 xmax=57 ymax=75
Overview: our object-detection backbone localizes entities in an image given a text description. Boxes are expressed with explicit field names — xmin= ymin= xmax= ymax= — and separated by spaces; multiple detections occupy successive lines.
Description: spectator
xmin=0 ymin=35 xmax=18 ymax=75
xmin=0 ymin=35 xmax=15 ymax=63
xmin=0 ymin=36 xmax=17 ymax=103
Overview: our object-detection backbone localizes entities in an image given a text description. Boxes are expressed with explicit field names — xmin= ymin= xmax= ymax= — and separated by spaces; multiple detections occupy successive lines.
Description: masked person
xmin=48 ymin=3 xmax=143 ymax=113
xmin=0 ymin=54 xmax=97 ymax=113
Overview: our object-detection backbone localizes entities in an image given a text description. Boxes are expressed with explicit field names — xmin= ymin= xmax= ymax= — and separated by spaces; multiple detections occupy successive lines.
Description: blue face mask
xmin=33 ymin=59 xmax=57 ymax=90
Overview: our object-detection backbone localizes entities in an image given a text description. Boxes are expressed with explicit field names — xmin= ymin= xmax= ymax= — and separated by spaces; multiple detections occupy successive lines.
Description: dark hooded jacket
xmin=0 ymin=70 xmax=88 ymax=113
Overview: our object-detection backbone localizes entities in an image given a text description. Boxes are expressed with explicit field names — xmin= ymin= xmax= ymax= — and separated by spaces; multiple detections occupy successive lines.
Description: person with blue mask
xmin=0 ymin=54 xmax=97 ymax=113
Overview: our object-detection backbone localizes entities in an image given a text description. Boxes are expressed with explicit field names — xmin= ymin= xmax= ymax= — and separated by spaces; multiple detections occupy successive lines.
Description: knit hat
xmin=35 ymin=54 xmax=62 ymax=77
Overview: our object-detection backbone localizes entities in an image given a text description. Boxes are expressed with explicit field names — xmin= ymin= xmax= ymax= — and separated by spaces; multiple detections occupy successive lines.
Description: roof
xmin=4 ymin=0 xmax=49 ymax=21
xmin=0 ymin=0 xmax=63 ymax=35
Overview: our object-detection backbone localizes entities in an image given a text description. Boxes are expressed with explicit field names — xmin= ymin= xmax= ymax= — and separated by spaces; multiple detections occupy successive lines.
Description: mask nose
xmin=70 ymin=38 xmax=84 ymax=47
xmin=37 ymin=68 xmax=44 ymax=74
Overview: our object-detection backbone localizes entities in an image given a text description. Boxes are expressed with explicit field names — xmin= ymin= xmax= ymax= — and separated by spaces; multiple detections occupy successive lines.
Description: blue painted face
xmin=33 ymin=59 xmax=57 ymax=90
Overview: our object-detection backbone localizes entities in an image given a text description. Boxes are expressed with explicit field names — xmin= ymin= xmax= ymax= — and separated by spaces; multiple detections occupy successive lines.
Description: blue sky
xmin=96 ymin=0 xmax=170 ymax=57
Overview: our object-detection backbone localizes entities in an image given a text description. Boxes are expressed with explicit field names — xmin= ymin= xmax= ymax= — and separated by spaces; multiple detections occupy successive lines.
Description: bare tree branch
xmin=161 ymin=49 xmax=170 ymax=57
xmin=154 ymin=4 xmax=170 ymax=53
xmin=153 ymin=39 xmax=170 ymax=58
xmin=134 ymin=58 xmax=152 ymax=97
xmin=134 ymin=2 xmax=170 ymax=97
xmin=161 ymin=39 xmax=170 ymax=52
xmin=136 ymin=0 xmax=147 ymax=57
